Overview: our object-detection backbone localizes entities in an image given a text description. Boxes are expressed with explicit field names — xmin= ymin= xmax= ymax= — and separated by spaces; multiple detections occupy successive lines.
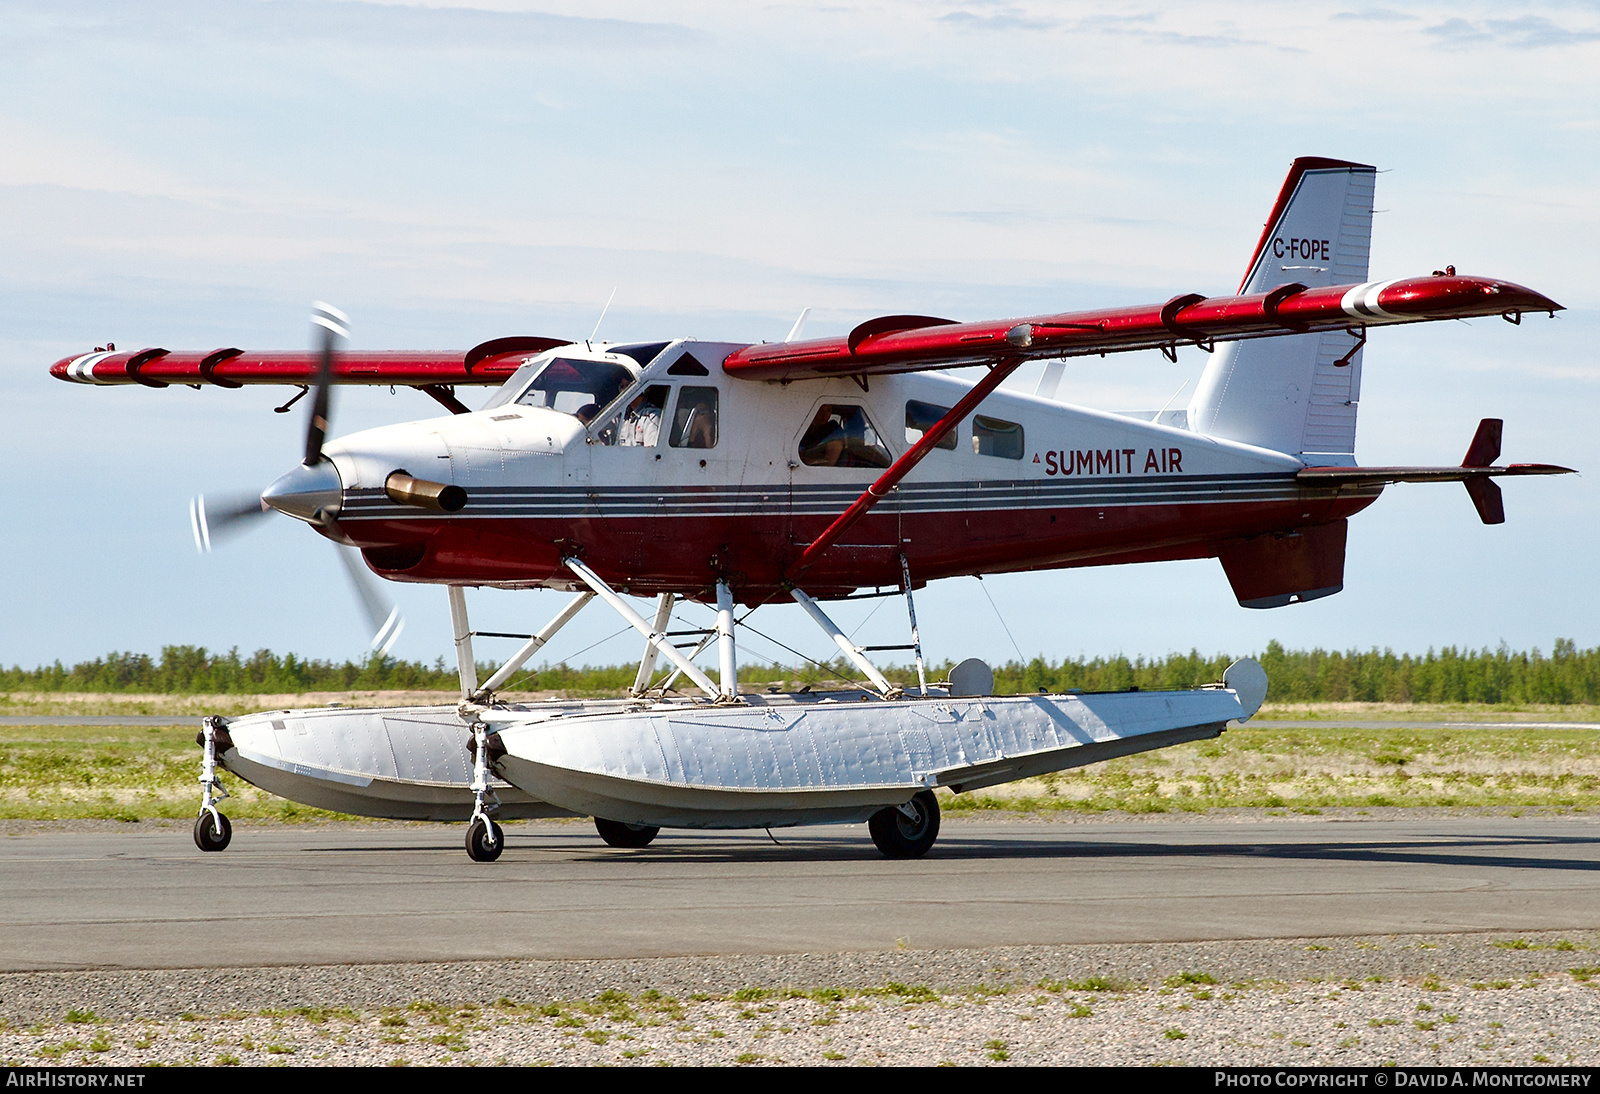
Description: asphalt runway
xmin=3 ymin=814 xmax=1599 ymax=972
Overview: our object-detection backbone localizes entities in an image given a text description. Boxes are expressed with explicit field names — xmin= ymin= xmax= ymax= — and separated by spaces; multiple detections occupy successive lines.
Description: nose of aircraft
xmin=261 ymin=460 xmax=344 ymax=524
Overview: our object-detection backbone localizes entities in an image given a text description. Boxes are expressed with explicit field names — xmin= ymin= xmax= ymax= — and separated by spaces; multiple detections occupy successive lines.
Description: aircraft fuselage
xmin=313 ymin=340 xmax=1378 ymax=604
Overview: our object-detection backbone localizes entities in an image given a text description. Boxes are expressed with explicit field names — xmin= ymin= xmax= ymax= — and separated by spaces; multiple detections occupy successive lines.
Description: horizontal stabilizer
xmin=1296 ymin=418 xmax=1573 ymax=525
xmin=1295 ymin=463 xmax=1573 ymax=487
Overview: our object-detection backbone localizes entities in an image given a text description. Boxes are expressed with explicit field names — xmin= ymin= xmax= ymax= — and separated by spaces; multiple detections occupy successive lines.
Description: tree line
xmin=3 ymin=639 xmax=1599 ymax=704
xmin=1002 ymin=639 xmax=1600 ymax=704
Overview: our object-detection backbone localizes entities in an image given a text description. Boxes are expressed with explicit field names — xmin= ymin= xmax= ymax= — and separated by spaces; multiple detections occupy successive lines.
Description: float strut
xmin=788 ymin=586 xmax=901 ymax=699
xmin=901 ymin=554 xmax=928 ymax=697
xmin=564 ymin=558 xmax=721 ymax=700
xmin=447 ymin=585 xmax=479 ymax=698
xmin=631 ymin=593 xmax=676 ymax=696
xmin=716 ymin=580 xmax=739 ymax=701
xmin=471 ymin=591 xmax=596 ymax=701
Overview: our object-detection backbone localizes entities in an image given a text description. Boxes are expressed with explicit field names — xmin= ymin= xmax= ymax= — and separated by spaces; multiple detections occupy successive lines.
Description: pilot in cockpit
xmin=619 ymin=387 xmax=667 ymax=446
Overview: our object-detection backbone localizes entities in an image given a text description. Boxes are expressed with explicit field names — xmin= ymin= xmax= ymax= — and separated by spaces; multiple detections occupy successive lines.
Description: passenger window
xmin=973 ymin=415 xmax=1024 ymax=459
xmin=905 ymin=400 xmax=957 ymax=451
xmin=669 ymin=387 xmax=719 ymax=449
xmin=799 ymin=405 xmax=892 ymax=468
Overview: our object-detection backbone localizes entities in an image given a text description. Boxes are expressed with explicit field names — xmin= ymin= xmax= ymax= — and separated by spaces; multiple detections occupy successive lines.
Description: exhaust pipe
xmin=385 ymin=470 xmax=467 ymax=512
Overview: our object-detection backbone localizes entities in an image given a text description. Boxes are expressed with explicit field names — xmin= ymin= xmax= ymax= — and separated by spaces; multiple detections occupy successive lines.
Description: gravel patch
xmin=2 ymin=933 xmax=1599 ymax=1066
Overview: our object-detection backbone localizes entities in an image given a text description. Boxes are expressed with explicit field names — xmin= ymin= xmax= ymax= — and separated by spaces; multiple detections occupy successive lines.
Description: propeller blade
xmin=336 ymin=545 xmax=405 ymax=656
xmin=189 ymin=492 xmax=271 ymax=553
xmin=305 ymin=302 xmax=348 ymax=466
xmin=193 ymin=305 xmax=391 ymax=661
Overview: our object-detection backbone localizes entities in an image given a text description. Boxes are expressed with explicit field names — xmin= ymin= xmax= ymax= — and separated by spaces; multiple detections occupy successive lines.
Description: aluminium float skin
xmin=201 ymin=663 xmax=1268 ymax=831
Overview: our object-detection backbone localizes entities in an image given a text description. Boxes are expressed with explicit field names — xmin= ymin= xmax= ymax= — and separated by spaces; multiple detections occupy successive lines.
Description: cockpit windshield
xmin=482 ymin=357 xmax=636 ymax=419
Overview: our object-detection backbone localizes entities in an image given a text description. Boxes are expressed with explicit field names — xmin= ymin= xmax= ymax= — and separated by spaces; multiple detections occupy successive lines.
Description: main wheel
xmin=868 ymin=790 xmax=940 ymax=859
xmin=193 ymin=810 xmax=232 ymax=852
xmin=594 ymin=817 xmax=660 ymax=848
xmin=465 ymin=817 xmax=504 ymax=862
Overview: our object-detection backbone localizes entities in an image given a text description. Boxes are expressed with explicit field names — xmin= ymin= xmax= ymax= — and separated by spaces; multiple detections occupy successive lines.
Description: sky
xmin=3 ymin=0 xmax=1598 ymax=678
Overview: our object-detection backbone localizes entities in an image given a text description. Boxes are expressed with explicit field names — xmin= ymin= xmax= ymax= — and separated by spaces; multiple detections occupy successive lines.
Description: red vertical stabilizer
xmin=1462 ymin=418 xmax=1505 ymax=524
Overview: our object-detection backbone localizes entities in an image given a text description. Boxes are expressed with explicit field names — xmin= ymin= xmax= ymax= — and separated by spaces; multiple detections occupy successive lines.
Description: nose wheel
xmin=194 ymin=716 xmax=233 ymax=852
xmin=465 ymin=817 xmax=504 ymax=862
xmin=462 ymin=720 xmax=507 ymax=862
xmin=193 ymin=809 xmax=232 ymax=852
xmin=868 ymin=789 xmax=940 ymax=858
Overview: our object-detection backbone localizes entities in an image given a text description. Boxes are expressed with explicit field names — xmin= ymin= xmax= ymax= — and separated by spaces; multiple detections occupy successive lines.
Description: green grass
xmin=941 ymin=723 xmax=1600 ymax=814
xmin=0 ymin=723 xmax=351 ymax=821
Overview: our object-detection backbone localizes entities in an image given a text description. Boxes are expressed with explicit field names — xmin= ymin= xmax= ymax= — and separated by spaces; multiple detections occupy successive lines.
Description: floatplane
xmin=52 ymin=157 xmax=1570 ymax=859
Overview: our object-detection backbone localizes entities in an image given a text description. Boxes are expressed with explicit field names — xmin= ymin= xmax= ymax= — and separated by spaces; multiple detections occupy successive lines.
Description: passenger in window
xmin=800 ymin=407 xmax=847 ymax=466
xmin=800 ymin=405 xmax=891 ymax=468
xmin=670 ymin=387 xmax=719 ymax=449
xmin=684 ymin=413 xmax=714 ymax=448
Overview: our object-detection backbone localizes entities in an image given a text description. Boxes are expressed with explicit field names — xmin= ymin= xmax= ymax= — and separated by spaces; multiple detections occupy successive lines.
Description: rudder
xmin=1188 ymin=158 xmax=1376 ymax=461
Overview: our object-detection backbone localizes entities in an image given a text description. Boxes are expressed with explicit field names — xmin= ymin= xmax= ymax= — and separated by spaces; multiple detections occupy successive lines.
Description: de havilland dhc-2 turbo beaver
xmin=51 ymin=157 xmax=1572 ymax=860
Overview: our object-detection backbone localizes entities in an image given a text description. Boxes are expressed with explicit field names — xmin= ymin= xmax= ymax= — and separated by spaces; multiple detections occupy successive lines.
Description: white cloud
xmin=0 ymin=0 xmax=702 ymax=52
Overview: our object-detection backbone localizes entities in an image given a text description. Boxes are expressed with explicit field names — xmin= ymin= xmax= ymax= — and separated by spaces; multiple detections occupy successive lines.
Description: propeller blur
xmin=187 ymin=304 xmax=404 ymax=656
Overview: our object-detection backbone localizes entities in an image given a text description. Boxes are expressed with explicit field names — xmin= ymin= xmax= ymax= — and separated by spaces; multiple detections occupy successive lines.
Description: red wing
xmin=51 ymin=337 xmax=570 ymax=388
xmin=721 ymin=276 xmax=1560 ymax=382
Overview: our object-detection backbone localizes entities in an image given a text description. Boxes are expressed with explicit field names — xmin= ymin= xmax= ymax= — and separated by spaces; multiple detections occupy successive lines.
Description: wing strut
xmin=787 ymin=356 xmax=1026 ymax=578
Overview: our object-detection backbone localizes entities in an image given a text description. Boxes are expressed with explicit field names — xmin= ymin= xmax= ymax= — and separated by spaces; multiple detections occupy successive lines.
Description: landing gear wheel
xmin=465 ymin=817 xmax=504 ymax=862
xmin=193 ymin=810 xmax=232 ymax=852
xmin=594 ymin=817 xmax=660 ymax=848
xmin=868 ymin=789 xmax=940 ymax=859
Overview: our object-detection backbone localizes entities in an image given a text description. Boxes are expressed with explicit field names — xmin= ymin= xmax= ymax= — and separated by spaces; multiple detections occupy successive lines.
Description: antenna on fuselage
xmin=587 ymin=287 xmax=618 ymax=350
xmin=1034 ymin=359 xmax=1065 ymax=400
xmin=1155 ymin=378 xmax=1191 ymax=425
xmin=784 ymin=307 xmax=812 ymax=343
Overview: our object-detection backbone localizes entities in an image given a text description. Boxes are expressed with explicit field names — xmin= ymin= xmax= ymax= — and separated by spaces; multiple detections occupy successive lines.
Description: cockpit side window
xmin=799 ymin=404 xmax=893 ymax=468
xmin=597 ymin=384 xmax=671 ymax=447
xmin=669 ymin=387 xmax=719 ymax=449
xmin=512 ymin=358 xmax=635 ymax=422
